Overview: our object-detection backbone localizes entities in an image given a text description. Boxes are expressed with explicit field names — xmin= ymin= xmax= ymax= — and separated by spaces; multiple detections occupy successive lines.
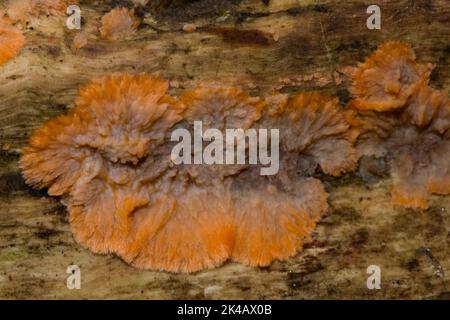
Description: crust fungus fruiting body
xmin=7 ymin=0 xmax=78 ymax=23
xmin=348 ymin=42 xmax=434 ymax=112
xmin=263 ymin=92 xmax=358 ymax=177
xmin=100 ymin=8 xmax=140 ymax=40
xmin=0 ymin=18 xmax=25 ymax=65
xmin=71 ymin=32 xmax=88 ymax=50
xmin=229 ymin=92 xmax=355 ymax=266
xmin=21 ymin=74 xmax=357 ymax=272
xmin=348 ymin=42 xmax=450 ymax=209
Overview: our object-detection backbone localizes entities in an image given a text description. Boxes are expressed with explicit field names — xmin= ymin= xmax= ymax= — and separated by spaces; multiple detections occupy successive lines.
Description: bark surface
xmin=0 ymin=0 xmax=449 ymax=299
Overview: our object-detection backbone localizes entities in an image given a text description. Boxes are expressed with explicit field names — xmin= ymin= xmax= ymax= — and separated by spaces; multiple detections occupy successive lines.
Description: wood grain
xmin=0 ymin=0 xmax=449 ymax=299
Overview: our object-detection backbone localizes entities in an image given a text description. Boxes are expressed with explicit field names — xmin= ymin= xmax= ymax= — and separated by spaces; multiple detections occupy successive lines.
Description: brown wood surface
xmin=0 ymin=0 xmax=449 ymax=299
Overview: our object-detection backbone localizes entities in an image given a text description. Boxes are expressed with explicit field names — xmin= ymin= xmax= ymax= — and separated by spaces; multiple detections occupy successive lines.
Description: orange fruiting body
xmin=7 ymin=0 xmax=78 ymax=23
xmin=349 ymin=42 xmax=450 ymax=209
xmin=21 ymin=73 xmax=359 ymax=272
xmin=71 ymin=33 xmax=88 ymax=50
xmin=348 ymin=42 xmax=433 ymax=112
xmin=100 ymin=7 xmax=140 ymax=40
xmin=0 ymin=18 xmax=25 ymax=65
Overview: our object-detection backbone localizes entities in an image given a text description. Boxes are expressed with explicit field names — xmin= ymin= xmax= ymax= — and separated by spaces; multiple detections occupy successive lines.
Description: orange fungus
xmin=20 ymin=73 xmax=359 ymax=272
xmin=0 ymin=17 xmax=25 ymax=65
xmin=7 ymin=0 xmax=78 ymax=23
xmin=348 ymin=42 xmax=450 ymax=209
xmin=100 ymin=7 xmax=140 ymax=40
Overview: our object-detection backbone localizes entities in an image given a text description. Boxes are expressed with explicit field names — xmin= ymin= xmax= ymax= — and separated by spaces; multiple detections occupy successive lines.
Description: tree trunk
xmin=0 ymin=0 xmax=449 ymax=299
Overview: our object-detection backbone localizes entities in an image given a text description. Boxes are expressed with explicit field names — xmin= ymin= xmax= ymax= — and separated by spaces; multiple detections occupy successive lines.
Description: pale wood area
xmin=0 ymin=0 xmax=449 ymax=299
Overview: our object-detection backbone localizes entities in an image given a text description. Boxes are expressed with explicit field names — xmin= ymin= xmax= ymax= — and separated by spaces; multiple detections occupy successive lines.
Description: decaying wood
xmin=0 ymin=0 xmax=449 ymax=299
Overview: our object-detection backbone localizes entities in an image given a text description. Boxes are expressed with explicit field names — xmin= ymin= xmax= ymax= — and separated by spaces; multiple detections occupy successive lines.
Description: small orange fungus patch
xmin=100 ymin=7 xmax=140 ymax=40
xmin=0 ymin=17 xmax=25 ymax=65
xmin=7 ymin=0 xmax=78 ymax=23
